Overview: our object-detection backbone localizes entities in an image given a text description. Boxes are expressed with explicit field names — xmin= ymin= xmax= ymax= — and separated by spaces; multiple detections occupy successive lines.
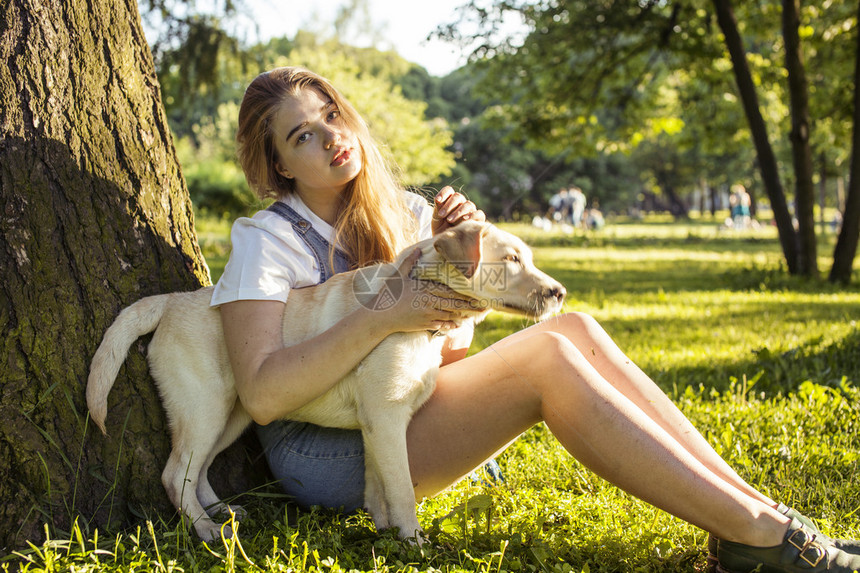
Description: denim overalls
xmin=255 ymin=202 xmax=367 ymax=512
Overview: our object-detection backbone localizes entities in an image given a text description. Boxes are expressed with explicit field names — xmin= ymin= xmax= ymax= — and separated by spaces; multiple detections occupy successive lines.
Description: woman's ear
xmin=276 ymin=163 xmax=293 ymax=180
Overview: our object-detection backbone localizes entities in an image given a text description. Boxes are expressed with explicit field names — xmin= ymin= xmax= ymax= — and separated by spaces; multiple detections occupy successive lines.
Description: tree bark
xmin=0 ymin=0 xmax=263 ymax=550
xmin=712 ymin=0 xmax=800 ymax=273
xmin=782 ymin=0 xmax=818 ymax=277
xmin=830 ymin=0 xmax=860 ymax=284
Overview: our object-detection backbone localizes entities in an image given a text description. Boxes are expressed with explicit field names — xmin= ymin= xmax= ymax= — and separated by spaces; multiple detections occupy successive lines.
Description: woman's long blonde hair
xmin=236 ymin=66 xmax=418 ymax=267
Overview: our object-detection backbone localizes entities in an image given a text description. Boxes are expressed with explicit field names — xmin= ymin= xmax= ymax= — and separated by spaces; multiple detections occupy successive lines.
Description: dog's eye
xmin=503 ymin=254 xmax=521 ymax=264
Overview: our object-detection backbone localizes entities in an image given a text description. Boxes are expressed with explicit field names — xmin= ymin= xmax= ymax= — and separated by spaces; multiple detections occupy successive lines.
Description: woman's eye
xmin=296 ymin=132 xmax=310 ymax=144
xmin=327 ymin=109 xmax=340 ymax=122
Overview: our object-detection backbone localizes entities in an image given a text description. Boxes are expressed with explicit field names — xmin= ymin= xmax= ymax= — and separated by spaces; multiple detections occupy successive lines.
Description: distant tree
xmin=710 ymin=0 xmax=799 ymax=271
xmin=780 ymin=0 xmax=817 ymax=276
xmin=830 ymin=0 xmax=860 ymax=284
xmin=139 ymin=0 xmax=251 ymax=137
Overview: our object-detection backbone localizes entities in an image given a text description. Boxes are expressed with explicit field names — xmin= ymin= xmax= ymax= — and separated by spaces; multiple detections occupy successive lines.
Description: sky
xmin=240 ymin=0 xmax=502 ymax=77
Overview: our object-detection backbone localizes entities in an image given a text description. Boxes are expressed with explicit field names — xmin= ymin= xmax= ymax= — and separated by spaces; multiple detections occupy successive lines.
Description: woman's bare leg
xmin=406 ymin=327 xmax=789 ymax=548
xmin=490 ymin=312 xmax=777 ymax=509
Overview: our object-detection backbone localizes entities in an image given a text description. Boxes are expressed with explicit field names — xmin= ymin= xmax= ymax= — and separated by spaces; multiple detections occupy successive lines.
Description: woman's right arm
xmin=220 ymin=251 xmax=473 ymax=425
xmin=222 ymin=298 xmax=396 ymax=424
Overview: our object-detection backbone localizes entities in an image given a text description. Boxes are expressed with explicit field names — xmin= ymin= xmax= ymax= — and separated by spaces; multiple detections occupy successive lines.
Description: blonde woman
xmin=211 ymin=67 xmax=859 ymax=573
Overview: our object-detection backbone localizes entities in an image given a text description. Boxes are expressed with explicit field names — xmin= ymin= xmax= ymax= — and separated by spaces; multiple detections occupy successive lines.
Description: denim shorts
xmin=255 ymin=420 xmax=365 ymax=512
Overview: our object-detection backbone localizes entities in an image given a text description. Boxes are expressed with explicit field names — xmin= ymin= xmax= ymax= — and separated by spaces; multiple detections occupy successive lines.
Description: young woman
xmin=211 ymin=66 xmax=859 ymax=573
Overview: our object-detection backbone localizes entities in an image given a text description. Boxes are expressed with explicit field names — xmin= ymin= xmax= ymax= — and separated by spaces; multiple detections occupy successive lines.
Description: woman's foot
xmin=777 ymin=504 xmax=823 ymax=535
xmin=714 ymin=518 xmax=860 ymax=573
xmin=707 ymin=504 xmax=860 ymax=569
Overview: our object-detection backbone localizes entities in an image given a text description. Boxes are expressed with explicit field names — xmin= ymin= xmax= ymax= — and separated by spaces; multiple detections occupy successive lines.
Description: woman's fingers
xmin=432 ymin=187 xmax=486 ymax=233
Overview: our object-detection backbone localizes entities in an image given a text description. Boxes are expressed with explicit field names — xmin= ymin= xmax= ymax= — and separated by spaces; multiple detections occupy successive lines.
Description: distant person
xmin=569 ymin=186 xmax=587 ymax=228
xmin=547 ymin=188 xmax=570 ymax=222
xmin=832 ymin=210 xmax=843 ymax=233
xmin=585 ymin=200 xmax=605 ymax=230
xmin=730 ymin=184 xmax=752 ymax=230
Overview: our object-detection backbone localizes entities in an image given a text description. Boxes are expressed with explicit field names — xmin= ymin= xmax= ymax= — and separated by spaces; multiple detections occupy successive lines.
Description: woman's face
xmin=271 ymin=87 xmax=362 ymax=198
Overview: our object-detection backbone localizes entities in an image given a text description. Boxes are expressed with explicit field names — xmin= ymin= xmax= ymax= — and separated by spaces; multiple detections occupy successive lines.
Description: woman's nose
xmin=324 ymin=129 xmax=341 ymax=149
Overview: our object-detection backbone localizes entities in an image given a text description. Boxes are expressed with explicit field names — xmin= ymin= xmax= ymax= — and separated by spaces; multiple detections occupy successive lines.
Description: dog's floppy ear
xmin=433 ymin=222 xmax=485 ymax=279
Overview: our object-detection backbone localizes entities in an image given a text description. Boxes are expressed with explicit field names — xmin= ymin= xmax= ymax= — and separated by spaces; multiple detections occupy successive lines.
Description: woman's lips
xmin=331 ymin=148 xmax=351 ymax=167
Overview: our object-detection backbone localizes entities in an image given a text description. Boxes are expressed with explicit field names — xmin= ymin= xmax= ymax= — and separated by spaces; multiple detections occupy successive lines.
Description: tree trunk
xmin=710 ymin=183 xmax=719 ymax=217
xmin=830 ymin=0 xmax=860 ymax=284
xmin=782 ymin=0 xmax=818 ymax=277
xmin=661 ymin=181 xmax=690 ymax=218
xmin=0 ymin=0 xmax=264 ymax=550
xmin=712 ymin=0 xmax=800 ymax=273
xmin=819 ymin=153 xmax=827 ymax=237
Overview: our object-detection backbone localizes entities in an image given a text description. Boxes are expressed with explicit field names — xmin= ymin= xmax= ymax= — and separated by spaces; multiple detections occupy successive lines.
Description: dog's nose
xmin=546 ymin=285 xmax=566 ymax=303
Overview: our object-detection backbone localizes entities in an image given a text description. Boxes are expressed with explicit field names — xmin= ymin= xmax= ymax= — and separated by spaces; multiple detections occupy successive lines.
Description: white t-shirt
xmin=210 ymin=192 xmax=434 ymax=307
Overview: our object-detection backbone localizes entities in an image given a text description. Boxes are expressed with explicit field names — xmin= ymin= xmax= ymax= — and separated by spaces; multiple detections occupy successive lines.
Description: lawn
xmin=7 ymin=215 xmax=860 ymax=572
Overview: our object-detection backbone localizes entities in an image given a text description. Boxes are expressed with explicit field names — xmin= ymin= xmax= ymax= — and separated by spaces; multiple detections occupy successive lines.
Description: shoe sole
xmin=715 ymin=564 xmax=762 ymax=573
xmin=713 ymin=556 xmax=761 ymax=573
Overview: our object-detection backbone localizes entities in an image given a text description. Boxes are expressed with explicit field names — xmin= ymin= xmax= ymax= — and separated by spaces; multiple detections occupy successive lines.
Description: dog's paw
xmin=195 ymin=519 xmax=228 ymax=543
xmin=369 ymin=513 xmax=391 ymax=531
xmin=364 ymin=498 xmax=389 ymax=530
xmin=389 ymin=522 xmax=425 ymax=545
xmin=226 ymin=504 xmax=246 ymax=520
xmin=404 ymin=529 xmax=428 ymax=547
xmin=208 ymin=503 xmax=246 ymax=521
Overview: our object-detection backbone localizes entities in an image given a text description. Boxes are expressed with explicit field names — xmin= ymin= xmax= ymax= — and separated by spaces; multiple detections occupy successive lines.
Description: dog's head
xmin=411 ymin=221 xmax=566 ymax=320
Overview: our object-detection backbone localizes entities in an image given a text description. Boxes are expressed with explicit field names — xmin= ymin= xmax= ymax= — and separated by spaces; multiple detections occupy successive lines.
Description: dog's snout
xmin=546 ymin=284 xmax=566 ymax=303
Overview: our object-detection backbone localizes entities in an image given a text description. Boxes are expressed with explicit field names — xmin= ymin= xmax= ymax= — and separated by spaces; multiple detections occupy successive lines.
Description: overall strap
xmin=266 ymin=202 xmax=352 ymax=283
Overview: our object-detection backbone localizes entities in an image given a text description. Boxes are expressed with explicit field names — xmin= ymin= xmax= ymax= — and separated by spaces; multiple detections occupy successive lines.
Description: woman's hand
xmin=432 ymin=186 xmax=486 ymax=235
xmin=373 ymin=248 xmax=480 ymax=334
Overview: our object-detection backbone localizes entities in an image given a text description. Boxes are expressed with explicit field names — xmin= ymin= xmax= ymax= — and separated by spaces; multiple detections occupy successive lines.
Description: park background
xmin=151 ymin=0 xmax=859 ymax=285
xmin=2 ymin=1 xmax=860 ymax=571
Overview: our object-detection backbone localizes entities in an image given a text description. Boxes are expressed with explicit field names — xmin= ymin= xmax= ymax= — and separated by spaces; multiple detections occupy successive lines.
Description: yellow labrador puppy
xmin=87 ymin=221 xmax=565 ymax=542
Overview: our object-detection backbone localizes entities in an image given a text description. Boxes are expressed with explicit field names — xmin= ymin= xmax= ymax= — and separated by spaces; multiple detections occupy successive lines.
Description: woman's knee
xmin=485 ymin=323 xmax=597 ymax=392
xmin=517 ymin=330 xmax=586 ymax=374
xmin=557 ymin=310 xmax=600 ymax=330
xmin=547 ymin=311 xmax=607 ymax=342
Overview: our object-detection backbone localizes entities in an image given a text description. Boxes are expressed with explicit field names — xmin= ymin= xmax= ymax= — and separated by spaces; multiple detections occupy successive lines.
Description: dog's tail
xmin=87 ymin=294 xmax=171 ymax=435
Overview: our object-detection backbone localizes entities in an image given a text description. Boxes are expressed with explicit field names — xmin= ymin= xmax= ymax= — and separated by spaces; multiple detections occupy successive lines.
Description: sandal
xmin=707 ymin=504 xmax=860 ymax=570
xmin=715 ymin=518 xmax=860 ymax=572
xmin=776 ymin=505 xmax=860 ymax=554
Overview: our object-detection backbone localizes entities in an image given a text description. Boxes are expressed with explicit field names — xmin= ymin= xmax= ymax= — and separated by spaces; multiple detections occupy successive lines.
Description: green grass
xmin=7 ymin=216 xmax=860 ymax=572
